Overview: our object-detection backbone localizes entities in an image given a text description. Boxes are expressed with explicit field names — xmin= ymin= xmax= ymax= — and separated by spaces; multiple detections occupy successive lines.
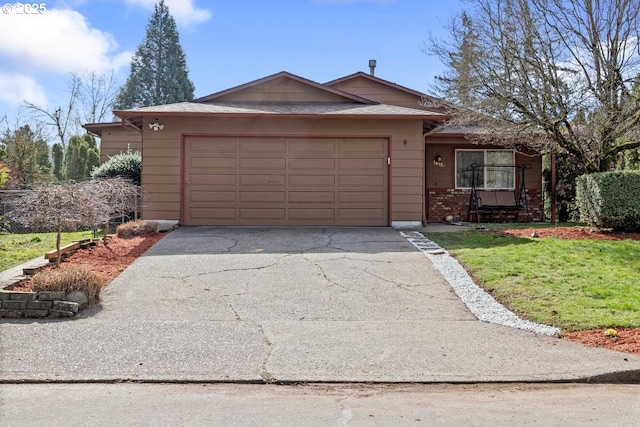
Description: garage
xmin=183 ymin=136 xmax=389 ymax=226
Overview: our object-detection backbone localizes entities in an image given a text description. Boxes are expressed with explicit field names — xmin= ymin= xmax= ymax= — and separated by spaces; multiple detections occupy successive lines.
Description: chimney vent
xmin=368 ymin=59 xmax=377 ymax=76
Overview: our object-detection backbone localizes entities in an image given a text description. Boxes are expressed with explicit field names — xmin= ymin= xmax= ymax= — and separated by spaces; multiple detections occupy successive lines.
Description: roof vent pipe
xmin=368 ymin=59 xmax=377 ymax=76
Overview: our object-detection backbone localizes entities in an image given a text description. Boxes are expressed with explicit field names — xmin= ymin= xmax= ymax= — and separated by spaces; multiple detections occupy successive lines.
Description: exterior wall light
xmin=149 ymin=122 xmax=164 ymax=131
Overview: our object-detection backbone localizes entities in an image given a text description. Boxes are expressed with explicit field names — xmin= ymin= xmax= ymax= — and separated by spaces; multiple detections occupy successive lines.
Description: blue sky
xmin=0 ymin=0 xmax=464 ymax=129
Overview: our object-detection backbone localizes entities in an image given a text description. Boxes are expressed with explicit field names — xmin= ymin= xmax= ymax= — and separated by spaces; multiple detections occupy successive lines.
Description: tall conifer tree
xmin=115 ymin=0 xmax=195 ymax=109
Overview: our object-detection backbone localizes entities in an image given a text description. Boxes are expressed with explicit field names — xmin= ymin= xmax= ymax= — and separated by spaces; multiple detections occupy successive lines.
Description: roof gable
xmin=326 ymin=72 xmax=447 ymax=112
xmin=195 ymin=71 xmax=376 ymax=104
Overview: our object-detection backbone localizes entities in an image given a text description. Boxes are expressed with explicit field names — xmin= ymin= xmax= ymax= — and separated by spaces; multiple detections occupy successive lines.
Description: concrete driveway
xmin=1 ymin=227 xmax=639 ymax=383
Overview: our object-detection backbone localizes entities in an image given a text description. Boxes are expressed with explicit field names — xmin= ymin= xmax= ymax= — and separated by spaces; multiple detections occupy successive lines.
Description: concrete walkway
xmin=1 ymin=227 xmax=639 ymax=383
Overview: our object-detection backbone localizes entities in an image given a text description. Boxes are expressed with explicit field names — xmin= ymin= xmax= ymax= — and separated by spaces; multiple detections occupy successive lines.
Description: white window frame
xmin=455 ymin=149 xmax=516 ymax=190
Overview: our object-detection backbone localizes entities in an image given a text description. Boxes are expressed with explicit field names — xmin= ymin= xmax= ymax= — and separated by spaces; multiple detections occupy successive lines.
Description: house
xmin=85 ymin=70 xmax=543 ymax=227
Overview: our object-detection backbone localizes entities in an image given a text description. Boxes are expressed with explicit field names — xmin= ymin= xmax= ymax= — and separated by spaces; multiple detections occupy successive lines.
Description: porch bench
xmin=476 ymin=191 xmax=519 ymax=211
xmin=474 ymin=190 xmax=520 ymax=222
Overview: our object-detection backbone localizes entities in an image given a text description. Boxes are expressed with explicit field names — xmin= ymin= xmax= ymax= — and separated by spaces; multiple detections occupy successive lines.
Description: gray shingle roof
xmin=117 ymin=102 xmax=443 ymax=117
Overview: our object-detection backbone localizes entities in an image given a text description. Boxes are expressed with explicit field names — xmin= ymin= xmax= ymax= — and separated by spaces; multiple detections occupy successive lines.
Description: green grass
xmin=428 ymin=230 xmax=640 ymax=331
xmin=0 ymin=230 xmax=98 ymax=271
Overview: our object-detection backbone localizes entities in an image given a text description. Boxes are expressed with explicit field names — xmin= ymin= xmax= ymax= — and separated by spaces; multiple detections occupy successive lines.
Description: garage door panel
xmin=190 ymin=139 xmax=237 ymax=153
xmin=288 ymin=174 xmax=335 ymax=188
xmin=190 ymin=207 xmax=236 ymax=220
xmin=184 ymin=136 xmax=388 ymax=226
xmin=338 ymin=208 xmax=385 ymax=220
xmin=288 ymin=140 xmax=335 ymax=154
xmin=239 ymin=208 xmax=286 ymax=220
xmin=337 ymin=191 xmax=385 ymax=204
xmin=337 ymin=158 xmax=385 ymax=171
xmin=289 ymin=191 xmax=335 ymax=203
xmin=337 ymin=139 xmax=386 ymax=154
xmin=289 ymin=208 xmax=335 ymax=220
xmin=239 ymin=174 xmax=286 ymax=186
xmin=191 ymin=174 xmax=236 ymax=186
xmin=190 ymin=157 xmax=236 ymax=169
xmin=239 ymin=158 xmax=286 ymax=170
xmin=239 ymin=140 xmax=286 ymax=153
xmin=338 ymin=175 xmax=385 ymax=187
xmin=191 ymin=190 xmax=236 ymax=203
xmin=288 ymin=158 xmax=335 ymax=171
xmin=239 ymin=191 xmax=286 ymax=203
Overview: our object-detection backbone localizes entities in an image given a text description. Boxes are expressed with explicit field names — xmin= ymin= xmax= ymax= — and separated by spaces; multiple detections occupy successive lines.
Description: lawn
xmin=427 ymin=230 xmax=640 ymax=331
xmin=0 ymin=230 xmax=98 ymax=271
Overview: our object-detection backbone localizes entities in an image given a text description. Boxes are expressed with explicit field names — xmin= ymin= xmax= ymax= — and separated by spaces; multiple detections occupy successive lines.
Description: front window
xmin=455 ymin=149 xmax=515 ymax=189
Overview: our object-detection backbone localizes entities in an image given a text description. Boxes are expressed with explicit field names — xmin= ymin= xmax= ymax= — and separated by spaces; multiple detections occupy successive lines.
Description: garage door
xmin=183 ymin=136 xmax=388 ymax=226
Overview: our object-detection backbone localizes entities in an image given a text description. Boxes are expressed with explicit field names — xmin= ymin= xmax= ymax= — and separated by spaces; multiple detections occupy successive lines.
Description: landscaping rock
xmin=1 ymin=300 xmax=27 ymax=310
xmin=0 ymin=309 xmax=23 ymax=318
xmin=64 ymin=291 xmax=89 ymax=310
xmin=48 ymin=310 xmax=74 ymax=318
xmin=37 ymin=291 xmax=66 ymax=301
xmin=24 ymin=310 xmax=49 ymax=318
xmin=52 ymin=300 xmax=80 ymax=313
xmin=26 ymin=301 xmax=53 ymax=310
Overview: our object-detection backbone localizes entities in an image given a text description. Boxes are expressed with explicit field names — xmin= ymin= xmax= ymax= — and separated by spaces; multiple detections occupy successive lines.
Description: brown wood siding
xmin=213 ymin=79 xmax=352 ymax=103
xmin=98 ymin=127 xmax=141 ymax=162
xmin=140 ymin=117 xmax=424 ymax=225
xmin=329 ymin=78 xmax=426 ymax=110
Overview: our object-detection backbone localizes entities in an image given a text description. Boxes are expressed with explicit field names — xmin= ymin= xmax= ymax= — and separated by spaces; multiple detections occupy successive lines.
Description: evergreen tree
xmin=52 ymin=143 xmax=64 ymax=182
xmin=63 ymin=134 xmax=100 ymax=182
xmin=1 ymin=125 xmax=48 ymax=187
xmin=115 ymin=0 xmax=195 ymax=109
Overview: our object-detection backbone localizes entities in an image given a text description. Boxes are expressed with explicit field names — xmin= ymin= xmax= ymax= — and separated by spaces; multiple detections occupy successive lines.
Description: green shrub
xmin=91 ymin=150 xmax=141 ymax=185
xmin=116 ymin=220 xmax=157 ymax=238
xmin=32 ymin=266 xmax=102 ymax=304
xmin=575 ymin=171 xmax=640 ymax=231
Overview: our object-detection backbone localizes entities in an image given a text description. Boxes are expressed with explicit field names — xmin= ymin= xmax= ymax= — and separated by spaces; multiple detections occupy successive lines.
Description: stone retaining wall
xmin=0 ymin=289 xmax=84 ymax=318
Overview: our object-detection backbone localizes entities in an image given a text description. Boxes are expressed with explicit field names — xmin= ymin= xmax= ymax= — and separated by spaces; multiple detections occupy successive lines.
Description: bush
xmin=91 ymin=150 xmax=141 ymax=186
xmin=575 ymin=171 xmax=640 ymax=231
xmin=116 ymin=220 xmax=157 ymax=238
xmin=31 ymin=266 xmax=102 ymax=304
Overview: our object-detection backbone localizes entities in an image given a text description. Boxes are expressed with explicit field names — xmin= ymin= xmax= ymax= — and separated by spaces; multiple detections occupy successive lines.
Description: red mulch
xmin=9 ymin=233 xmax=164 ymax=292
xmin=497 ymin=226 xmax=640 ymax=241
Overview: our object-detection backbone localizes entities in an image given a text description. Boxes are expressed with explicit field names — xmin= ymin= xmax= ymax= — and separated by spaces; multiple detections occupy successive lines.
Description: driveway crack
xmin=364 ymin=270 xmax=422 ymax=294
xmin=302 ymin=255 xmax=349 ymax=292
xmin=256 ymin=323 xmax=276 ymax=383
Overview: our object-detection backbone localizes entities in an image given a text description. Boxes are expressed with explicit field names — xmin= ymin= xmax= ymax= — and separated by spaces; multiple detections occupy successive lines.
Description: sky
xmin=0 ymin=0 xmax=465 ymax=131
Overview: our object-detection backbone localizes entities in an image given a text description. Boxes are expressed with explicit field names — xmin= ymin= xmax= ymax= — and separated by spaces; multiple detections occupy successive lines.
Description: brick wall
xmin=427 ymin=188 xmax=543 ymax=223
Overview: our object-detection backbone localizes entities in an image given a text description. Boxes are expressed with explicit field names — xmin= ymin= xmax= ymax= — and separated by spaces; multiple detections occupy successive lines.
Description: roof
xmin=326 ymin=72 xmax=428 ymax=98
xmin=114 ymin=101 xmax=444 ymax=128
xmin=82 ymin=121 xmax=140 ymax=136
xmin=195 ymin=71 xmax=376 ymax=104
xmin=105 ymin=70 xmax=450 ymax=129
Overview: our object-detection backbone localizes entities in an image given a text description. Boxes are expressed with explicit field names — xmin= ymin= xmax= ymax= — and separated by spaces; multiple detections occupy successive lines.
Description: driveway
xmin=1 ymin=227 xmax=639 ymax=382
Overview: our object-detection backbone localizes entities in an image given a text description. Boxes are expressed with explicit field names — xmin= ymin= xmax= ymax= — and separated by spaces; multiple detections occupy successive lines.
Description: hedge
xmin=575 ymin=171 xmax=640 ymax=231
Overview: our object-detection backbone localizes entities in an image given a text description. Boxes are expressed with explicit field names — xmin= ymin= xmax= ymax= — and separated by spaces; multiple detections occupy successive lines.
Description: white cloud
xmin=122 ymin=0 xmax=211 ymax=27
xmin=0 ymin=8 xmax=130 ymax=75
xmin=0 ymin=74 xmax=48 ymax=106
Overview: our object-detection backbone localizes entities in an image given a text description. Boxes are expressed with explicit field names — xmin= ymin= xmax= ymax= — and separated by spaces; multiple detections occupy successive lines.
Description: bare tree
xmin=426 ymin=0 xmax=640 ymax=173
xmin=85 ymin=177 xmax=142 ymax=243
xmin=5 ymin=178 xmax=141 ymax=266
xmin=6 ymin=182 xmax=107 ymax=267
xmin=24 ymin=75 xmax=82 ymax=149
xmin=80 ymin=70 xmax=119 ymax=124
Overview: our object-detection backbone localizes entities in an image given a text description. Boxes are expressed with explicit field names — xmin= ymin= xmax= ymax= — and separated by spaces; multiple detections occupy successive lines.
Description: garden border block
xmin=0 ymin=289 xmax=89 ymax=319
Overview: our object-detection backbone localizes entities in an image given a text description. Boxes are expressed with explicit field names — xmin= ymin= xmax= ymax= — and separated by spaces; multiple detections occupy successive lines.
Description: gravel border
xmin=400 ymin=231 xmax=561 ymax=336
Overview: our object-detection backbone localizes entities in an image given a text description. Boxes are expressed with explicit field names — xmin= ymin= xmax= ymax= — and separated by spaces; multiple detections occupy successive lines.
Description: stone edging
xmin=0 ymin=289 xmax=86 ymax=318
